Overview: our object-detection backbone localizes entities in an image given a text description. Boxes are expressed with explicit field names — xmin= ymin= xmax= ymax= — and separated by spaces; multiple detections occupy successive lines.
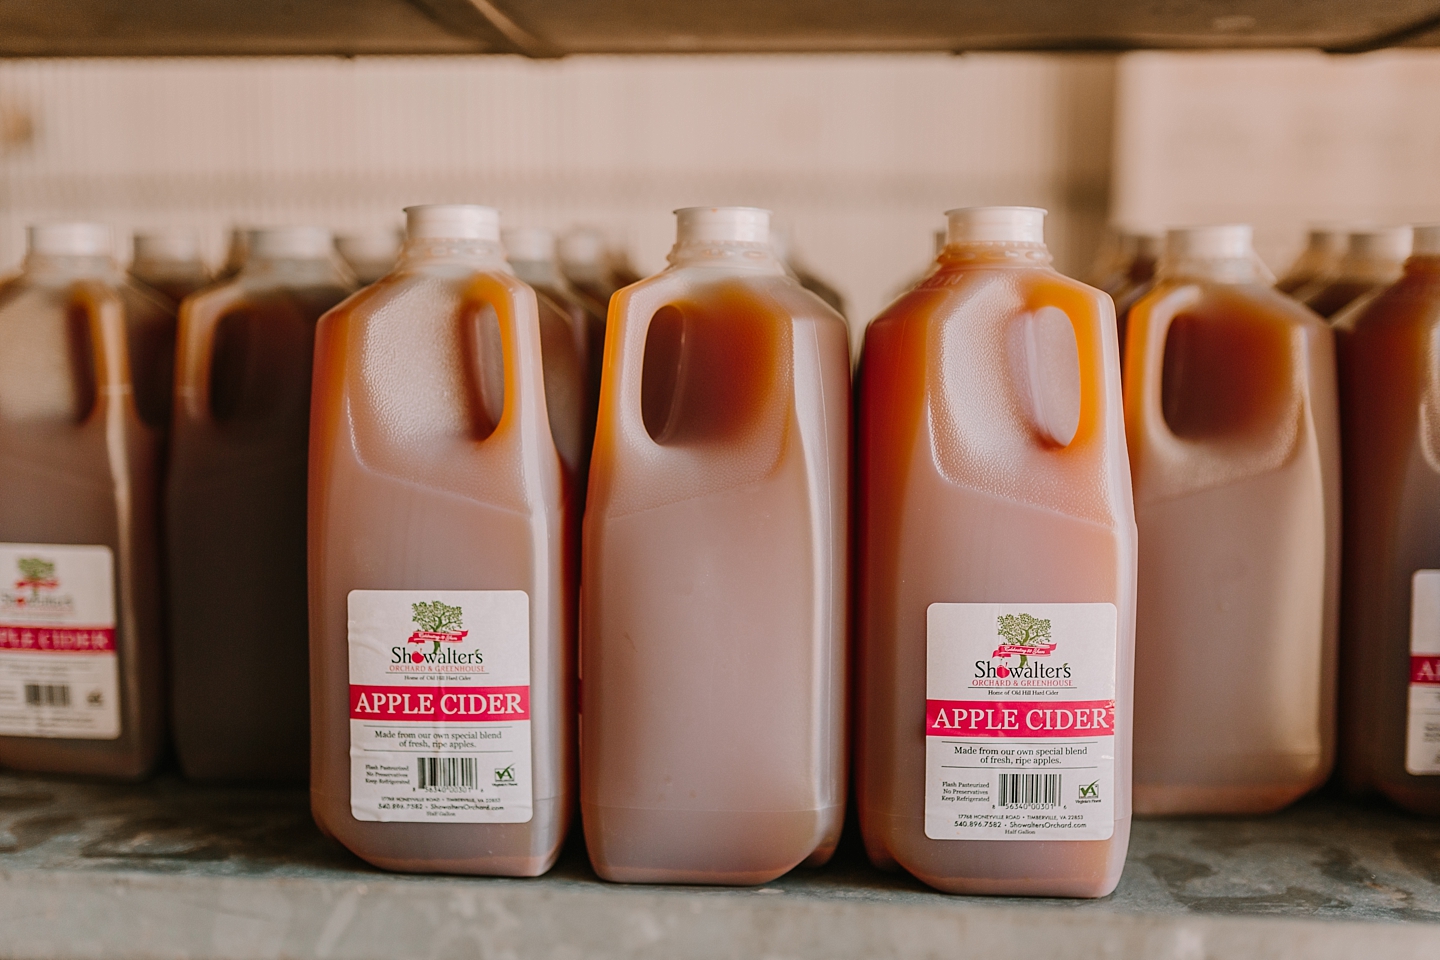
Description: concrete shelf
xmin=2 ymin=772 xmax=1440 ymax=958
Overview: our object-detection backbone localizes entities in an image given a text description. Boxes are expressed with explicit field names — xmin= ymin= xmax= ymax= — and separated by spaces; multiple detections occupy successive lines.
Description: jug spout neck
xmin=23 ymin=252 xmax=121 ymax=285
xmin=398 ymin=236 xmax=511 ymax=272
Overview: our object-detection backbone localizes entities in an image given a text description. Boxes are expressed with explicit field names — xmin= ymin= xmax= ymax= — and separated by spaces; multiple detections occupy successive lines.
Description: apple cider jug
xmin=308 ymin=204 xmax=582 ymax=874
xmin=1336 ymin=224 xmax=1440 ymax=814
xmin=0 ymin=223 xmax=169 ymax=778
xmin=1125 ymin=225 xmax=1340 ymax=815
xmin=855 ymin=206 xmax=1137 ymax=898
xmin=166 ymin=226 xmax=355 ymax=782
xmin=580 ymin=206 xmax=850 ymax=885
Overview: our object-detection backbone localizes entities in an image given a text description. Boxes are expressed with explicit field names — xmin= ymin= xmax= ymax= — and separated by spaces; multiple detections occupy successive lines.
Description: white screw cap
xmin=247 ymin=226 xmax=333 ymax=260
xmin=29 ymin=223 xmax=112 ymax=258
xmin=503 ymin=226 xmax=557 ymax=262
xmin=404 ymin=205 xmax=500 ymax=242
xmin=1166 ymin=225 xmax=1253 ymax=260
xmin=946 ymin=206 xmax=1046 ymax=244
xmin=133 ymin=228 xmax=202 ymax=262
xmin=1413 ymin=225 xmax=1440 ymax=257
xmin=1348 ymin=226 xmax=1413 ymax=261
xmin=675 ymin=206 xmax=770 ymax=245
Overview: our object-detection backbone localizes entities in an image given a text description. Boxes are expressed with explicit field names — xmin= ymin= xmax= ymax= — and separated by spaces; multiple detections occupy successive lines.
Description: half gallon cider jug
xmin=309 ymin=205 xmax=582 ymax=875
xmin=1337 ymin=225 xmax=1440 ymax=813
xmin=130 ymin=228 xmax=212 ymax=307
xmin=1276 ymin=227 xmax=1345 ymax=296
xmin=1125 ymin=225 xmax=1340 ymax=815
xmin=856 ymin=206 xmax=1136 ymax=898
xmin=167 ymin=227 xmax=355 ymax=782
xmin=581 ymin=206 xmax=850 ymax=885
xmin=1299 ymin=227 xmax=1412 ymax=320
xmin=0 ymin=223 xmax=167 ymax=778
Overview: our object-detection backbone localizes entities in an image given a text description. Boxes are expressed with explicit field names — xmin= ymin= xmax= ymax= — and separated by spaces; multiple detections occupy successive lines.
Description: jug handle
xmin=601 ymin=277 xmax=683 ymax=449
xmin=458 ymin=271 xmax=554 ymax=453
xmin=1123 ymin=282 xmax=1201 ymax=447
xmin=1021 ymin=280 xmax=1122 ymax=453
xmin=173 ymin=284 xmax=246 ymax=426
xmin=73 ymin=280 xmax=136 ymax=425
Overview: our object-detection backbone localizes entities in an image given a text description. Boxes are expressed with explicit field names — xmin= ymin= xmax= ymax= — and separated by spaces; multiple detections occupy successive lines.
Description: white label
xmin=348 ymin=589 xmax=532 ymax=823
xmin=0 ymin=543 xmax=120 ymax=740
xmin=1406 ymin=571 xmax=1440 ymax=775
xmin=925 ymin=602 xmax=1117 ymax=841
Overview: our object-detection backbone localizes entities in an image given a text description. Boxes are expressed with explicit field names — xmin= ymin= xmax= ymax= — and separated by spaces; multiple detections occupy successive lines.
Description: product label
xmin=925 ymin=602 xmax=1117 ymax=841
xmin=348 ymin=589 xmax=532 ymax=822
xmin=1406 ymin=571 xmax=1440 ymax=775
xmin=0 ymin=543 xmax=120 ymax=740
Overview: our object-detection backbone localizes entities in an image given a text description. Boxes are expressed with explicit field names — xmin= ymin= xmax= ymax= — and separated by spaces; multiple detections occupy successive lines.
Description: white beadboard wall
xmin=0 ymin=54 xmax=1116 ymax=331
xmin=1111 ymin=50 xmax=1440 ymax=272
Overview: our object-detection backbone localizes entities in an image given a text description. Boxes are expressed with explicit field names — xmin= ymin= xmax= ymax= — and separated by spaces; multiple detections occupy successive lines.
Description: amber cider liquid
xmin=581 ymin=209 xmax=850 ymax=885
xmin=0 ymin=247 xmax=167 ymax=778
xmin=1336 ymin=250 xmax=1440 ymax=814
xmin=308 ymin=220 xmax=580 ymax=874
xmin=1125 ymin=238 xmax=1340 ymax=815
xmin=856 ymin=229 xmax=1136 ymax=897
xmin=166 ymin=250 xmax=354 ymax=781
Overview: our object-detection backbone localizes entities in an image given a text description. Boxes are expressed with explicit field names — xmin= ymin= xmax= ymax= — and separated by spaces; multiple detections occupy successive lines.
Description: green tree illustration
xmin=996 ymin=613 xmax=1052 ymax=669
xmin=16 ymin=557 xmax=55 ymax=599
xmin=412 ymin=601 xmax=464 ymax=653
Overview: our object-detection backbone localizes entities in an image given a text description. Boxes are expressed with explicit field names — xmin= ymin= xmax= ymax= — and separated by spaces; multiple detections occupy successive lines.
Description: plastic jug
xmin=336 ymin=228 xmax=404 ymax=286
xmin=166 ymin=226 xmax=355 ymax=782
xmin=855 ymin=206 xmax=1136 ymax=898
xmin=217 ymin=227 xmax=250 ymax=282
xmin=581 ymin=206 xmax=850 ymax=885
xmin=1094 ymin=230 xmax=1161 ymax=301
xmin=0 ymin=223 xmax=167 ymax=778
xmin=1299 ymin=227 xmax=1412 ymax=319
xmin=1125 ymin=225 xmax=1340 ymax=814
xmin=130 ymin=229 xmax=211 ymax=306
xmin=558 ymin=227 xmax=624 ymax=316
xmin=1276 ymin=227 xmax=1345 ymax=296
xmin=308 ymin=204 xmax=581 ymax=875
xmin=1336 ymin=224 xmax=1440 ymax=814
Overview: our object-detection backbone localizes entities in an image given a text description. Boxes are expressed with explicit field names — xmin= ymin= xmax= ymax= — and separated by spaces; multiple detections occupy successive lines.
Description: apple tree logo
xmin=408 ymin=600 xmax=468 ymax=655
xmin=15 ymin=557 xmax=58 ymax=599
xmin=992 ymin=613 xmax=1057 ymax=670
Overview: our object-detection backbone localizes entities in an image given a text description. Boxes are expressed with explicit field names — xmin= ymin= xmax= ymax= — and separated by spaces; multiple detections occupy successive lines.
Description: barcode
xmin=24 ymin=684 xmax=71 ymax=707
xmin=998 ymin=773 xmax=1061 ymax=808
xmin=416 ymin=756 xmax=477 ymax=791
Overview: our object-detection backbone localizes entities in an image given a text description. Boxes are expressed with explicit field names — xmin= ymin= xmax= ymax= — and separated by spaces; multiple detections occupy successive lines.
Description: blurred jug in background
xmin=1336 ymin=224 xmax=1440 ymax=815
xmin=1299 ymin=226 xmax=1412 ymax=319
xmin=1277 ymin=227 xmax=1346 ymax=296
xmin=0 ymin=223 xmax=169 ymax=778
xmin=130 ymin=228 xmax=211 ymax=306
xmin=336 ymin=228 xmax=404 ymax=286
xmin=1125 ymin=225 xmax=1340 ymax=815
xmin=166 ymin=226 xmax=355 ymax=782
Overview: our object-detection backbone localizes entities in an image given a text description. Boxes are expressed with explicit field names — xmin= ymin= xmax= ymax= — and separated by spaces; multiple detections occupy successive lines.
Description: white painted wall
xmin=1111 ymin=50 xmax=1440 ymax=274
xmin=0 ymin=54 xmax=1115 ymax=337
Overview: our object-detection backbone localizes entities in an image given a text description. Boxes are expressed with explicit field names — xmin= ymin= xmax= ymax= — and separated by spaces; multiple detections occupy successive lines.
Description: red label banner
xmin=350 ymin=684 xmax=530 ymax=722
xmin=926 ymin=698 xmax=1115 ymax=738
xmin=1412 ymin=656 xmax=1440 ymax=685
xmin=0 ymin=625 xmax=116 ymax=653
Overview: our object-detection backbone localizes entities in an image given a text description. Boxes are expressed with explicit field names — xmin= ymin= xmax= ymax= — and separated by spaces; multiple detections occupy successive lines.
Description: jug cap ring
xmin=674 ymin=206 xmax=771 ymax=245
xmin=945 ymin=207 xmax=1046 ymax=245
xmin=405 ymin=205 xmax=501 ymax=242
xmin=29 ymin=222 xmax=112 ymax=258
